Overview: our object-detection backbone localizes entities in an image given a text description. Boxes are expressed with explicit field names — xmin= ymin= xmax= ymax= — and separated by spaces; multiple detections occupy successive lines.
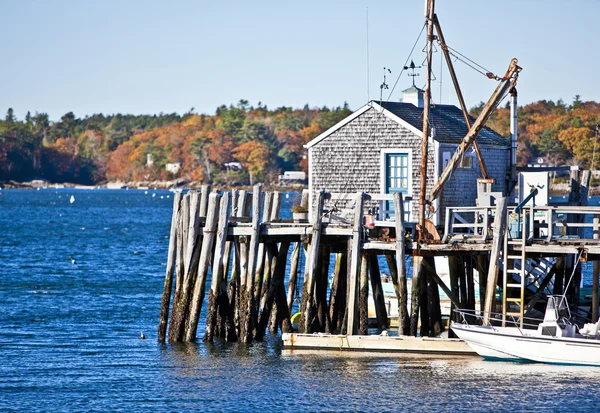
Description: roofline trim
xmin=304 ymin=103 xmax=373 ymax=149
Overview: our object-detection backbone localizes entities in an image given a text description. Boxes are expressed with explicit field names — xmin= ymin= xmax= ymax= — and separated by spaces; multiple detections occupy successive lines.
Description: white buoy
xmin=69 ymin=195 xmax=75 ymax=204
xmin=152 ymin=193 xmax=156 ymax=198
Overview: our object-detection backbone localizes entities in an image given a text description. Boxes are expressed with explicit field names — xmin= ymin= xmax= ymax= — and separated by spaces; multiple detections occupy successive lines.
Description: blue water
xmin=2 ymin=188 xmax=600 ymax=412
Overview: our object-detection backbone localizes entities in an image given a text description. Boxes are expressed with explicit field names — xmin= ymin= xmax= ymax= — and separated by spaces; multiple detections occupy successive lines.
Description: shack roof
xmin=305 ymin=101 xmax=508 ymax=149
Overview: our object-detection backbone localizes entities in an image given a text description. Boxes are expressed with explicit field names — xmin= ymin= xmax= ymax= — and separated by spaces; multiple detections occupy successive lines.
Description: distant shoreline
xmin=2 ymin=179 xmax=598 ymax=196
xmin=0 ymin=179 xmax=308 ymax=193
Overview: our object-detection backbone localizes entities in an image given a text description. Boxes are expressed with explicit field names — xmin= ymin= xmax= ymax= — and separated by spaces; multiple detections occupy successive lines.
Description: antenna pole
xmin=418 ymin=0 xmax=435 ymax=239
xmin=366 ymin=7 xmax=370 ymax=102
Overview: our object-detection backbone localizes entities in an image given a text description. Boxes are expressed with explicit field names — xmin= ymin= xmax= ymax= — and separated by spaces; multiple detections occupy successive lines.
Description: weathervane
xmin=380 ymin=67 xmax=391 ymax=103
xmin=403 ymin=60 xmax=422 ymax=86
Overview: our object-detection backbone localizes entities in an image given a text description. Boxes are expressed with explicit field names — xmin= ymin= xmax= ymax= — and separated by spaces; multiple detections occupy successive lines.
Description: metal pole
xmin=419 ymin=0 xmax=435 ymax=239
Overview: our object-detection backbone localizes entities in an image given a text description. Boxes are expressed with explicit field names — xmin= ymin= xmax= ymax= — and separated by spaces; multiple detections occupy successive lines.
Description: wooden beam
xmin=483 ymin=197 xmax=509 ymax=324
xmin=185 ymin=192 xmax=221 ymax=341
xmin=393 ymin=192 xmax=410 ymax=335
xmin=433 ymin=14 xmax=488 ymax=179
xmin=430 ymin=59 xmax=521 ymax=201
xmin=346 ymin=192 xmax=364 ymax=335
xmin=158 ymin=192 xmax=182 ymax=342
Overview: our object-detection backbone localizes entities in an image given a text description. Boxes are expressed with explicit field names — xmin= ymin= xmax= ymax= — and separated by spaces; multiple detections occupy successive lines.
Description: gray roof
xmin=379 ymin=101 xmax=508 ymax=146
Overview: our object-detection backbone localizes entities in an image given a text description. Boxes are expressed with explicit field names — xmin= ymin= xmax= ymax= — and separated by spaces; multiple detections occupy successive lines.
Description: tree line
xmin=0 ymin=101 xmax=351 ymax=185
xmin=1 ymin=96 xmax=598 ymax=186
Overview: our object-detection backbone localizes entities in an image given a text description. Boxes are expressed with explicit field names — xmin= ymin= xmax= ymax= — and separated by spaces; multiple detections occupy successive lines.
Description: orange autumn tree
xmin=232 ymin=141 xmax=270 ymax=185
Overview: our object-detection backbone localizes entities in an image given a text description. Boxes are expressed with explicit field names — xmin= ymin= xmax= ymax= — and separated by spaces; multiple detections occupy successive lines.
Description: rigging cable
xmin=386 ymin=22 xmax=427 ymax=102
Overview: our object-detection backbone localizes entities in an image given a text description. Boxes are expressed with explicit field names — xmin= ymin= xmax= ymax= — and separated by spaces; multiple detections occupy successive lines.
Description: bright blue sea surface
xmin=2 ymin=188 xmax=600 ymax=412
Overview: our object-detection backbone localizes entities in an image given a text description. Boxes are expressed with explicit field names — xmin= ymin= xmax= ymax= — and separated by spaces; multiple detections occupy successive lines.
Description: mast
xmin=419 ymin=0 xmax=435 ymax=239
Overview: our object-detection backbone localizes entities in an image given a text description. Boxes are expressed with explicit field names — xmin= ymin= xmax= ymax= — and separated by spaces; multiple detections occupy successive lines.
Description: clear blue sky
xmin=1 ymin=0 xmax=598 ymax=121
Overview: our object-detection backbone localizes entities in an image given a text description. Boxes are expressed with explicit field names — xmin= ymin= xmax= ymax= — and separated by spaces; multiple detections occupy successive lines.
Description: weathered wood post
xmin=204 ymin=192 xmax=231 ymax=342
xmin=239 ymin=184 xmax=262 ymax=343
xmin=316 ymin=244 xmax=331 ymax=332
xmin=300 ymin=190 xmax=325 ymax=333
xmin=327 ymin=252 xmax=347 ymax=334
xmin=256 ymin=241 xmax=291 ymax=340
xmin=368 ymin=254 xmax=389 ymax=330
xmin=410 ymin=256 xmax=424 ymax=337
xmin=167 ymin=193 xmax=189 ymax=341
xmin=393 ymin=192 xmax=410 ymax=335
xmin=169 ymin=191 xmax=202 ymax=342
xmin=185 ymin=192 xmax=221 ymax=341
xmin=254 ymin=192 xmax=273 ymax=308
xmin=483 ymin=196 xmax=508 ymax=324
xmin=358 ymin=254 xmax=369 ymax=335
xmin=424 ymin=256 xmax=442 ymax=336
xmin=158 ymin=192 xmax=182 ymax=342
xmin=286 ymin=241 xmax=302 ymax=313
xmin=346 ymin=192 xmax=364 ymax=335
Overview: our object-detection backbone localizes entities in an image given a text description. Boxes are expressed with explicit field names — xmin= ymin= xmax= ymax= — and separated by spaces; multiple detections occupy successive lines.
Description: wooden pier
xmin=157 ymin=173 xmax=600 ymax=355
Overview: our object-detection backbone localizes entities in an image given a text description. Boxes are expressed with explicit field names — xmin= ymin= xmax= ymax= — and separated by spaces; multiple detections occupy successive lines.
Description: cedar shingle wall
xmin=309 ymin=107 xmax=510 ymax=224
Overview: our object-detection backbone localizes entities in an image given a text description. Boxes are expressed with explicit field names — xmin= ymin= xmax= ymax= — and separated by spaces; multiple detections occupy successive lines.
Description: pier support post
xmin=393 ymin=192 xmax=410 ymax=335
xmin=239 ymin=185 xmax=263 ymax=343
xmin=169 ymin=192 xmax=202 ymax=342
xmin=286 ymin=242 xmax=302 ymax=314
xmin=204 ymin=192 xmax=231 ymax=342
xmin=300 ymin=190 xmax=325 ymax=333
xmin=185 ymin=192 xmax=221 ymax=341
xmin=346 ymin=192 xmax=364 ymax=335
xmin=158 ymin=192 xmax=182 ymax=342
xmin=483 ymin=196 xmax=508 ymax=324
xmin=368 ymin=254 xmax=389 ymax=330
xmin=327 ymin=252 xmax=347 ymax=334
xmin=358 ymin=254 xmax=369 ymax=335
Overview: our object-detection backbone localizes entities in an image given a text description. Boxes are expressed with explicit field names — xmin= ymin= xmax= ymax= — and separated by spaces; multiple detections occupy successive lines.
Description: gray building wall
xmin=309 ymin=107 xmax=435 ymax=220
xmin=308 ymin=107 xmax=510 ymax=225
xmin=437 ymin=143 xmax=510 ymax=218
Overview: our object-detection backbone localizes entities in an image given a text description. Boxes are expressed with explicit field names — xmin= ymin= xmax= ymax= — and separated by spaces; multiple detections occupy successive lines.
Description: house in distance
xmin=304 ymin=86 xmax=510 ymax=226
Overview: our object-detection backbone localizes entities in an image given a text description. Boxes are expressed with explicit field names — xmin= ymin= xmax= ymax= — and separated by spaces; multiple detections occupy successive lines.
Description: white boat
xmin=451 ymin=295 xmax=600 ymax=366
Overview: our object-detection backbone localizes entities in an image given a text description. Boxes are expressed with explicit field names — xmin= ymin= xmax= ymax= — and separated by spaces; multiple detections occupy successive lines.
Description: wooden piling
xmin=169 ymin=192 xmax=202 ymax=342
xmin=286 ymin=242 xmax=301 ymax=314
xmin=368 ymin=254 xmax=389 ymax=330
xmin=483 ymin=196 xmax=508 ymax=324
xmin=300 ymin=190 xmax=325 ymax=333
xmin=316 ymin=245 xmax=330 ymax=332
xmin=158 ymin=192 xmax=182 ymax=342
xmin=255 ymin=241 xmax=291 ymax=340
xmin=167 ymin=193 xmax=189 ymax=341
xmin=185 ymin=192 xmax=221 ymax=341
xmin=424 ymin=256 xmax=442 ymax=336
xmin=239 ymin=184 xmax=262 ymax=343
xmin=203 ymin=192 xmax=231 ymax=342
xmin=392 ymin=192 xmax=410 ymax=335
xmin=346 ymin=192 xmax=364 ymax=335
xmin=327 ymin=252 xmax=347 ymax=334
xmin=410 ymin=256 xmax=423 ymax=337
xmin=358 ymin=254 xmax=369 ymax=335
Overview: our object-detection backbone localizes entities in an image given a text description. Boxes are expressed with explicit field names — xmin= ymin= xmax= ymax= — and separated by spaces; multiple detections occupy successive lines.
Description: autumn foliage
xmin=0 ymin=101 xmax=351 ymax=185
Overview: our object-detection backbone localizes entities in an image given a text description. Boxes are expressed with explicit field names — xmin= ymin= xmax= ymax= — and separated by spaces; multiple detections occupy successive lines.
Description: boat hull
xmin=451 ymin=322 xmax=600 ymax=366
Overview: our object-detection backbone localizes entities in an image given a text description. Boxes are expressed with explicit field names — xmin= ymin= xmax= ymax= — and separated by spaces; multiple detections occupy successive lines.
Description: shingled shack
xmin=304 ymin=87 xmax=510 ymax=226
